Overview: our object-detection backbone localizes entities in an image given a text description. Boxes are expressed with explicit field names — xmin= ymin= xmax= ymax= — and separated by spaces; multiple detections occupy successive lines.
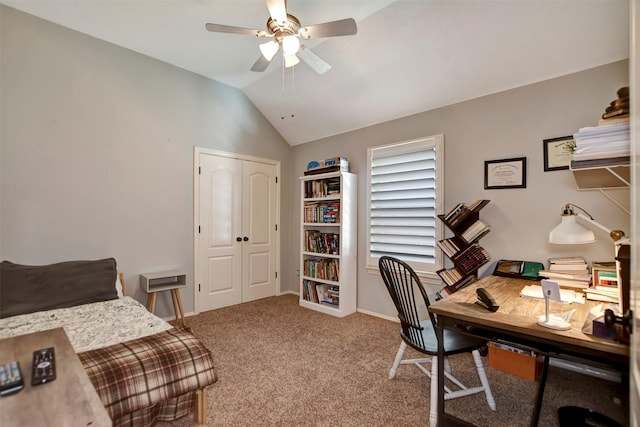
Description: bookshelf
xmin=300 ymin=171 xmax=357 ymax=317
xmin=436 ymin=200 xmax=491 ymax=299
xmin=570 ymin=157 xmax=630 ymax=190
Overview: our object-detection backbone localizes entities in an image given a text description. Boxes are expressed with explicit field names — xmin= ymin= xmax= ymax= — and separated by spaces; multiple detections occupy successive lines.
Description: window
xmin=366 ymin=135 xmax=444 ymax=282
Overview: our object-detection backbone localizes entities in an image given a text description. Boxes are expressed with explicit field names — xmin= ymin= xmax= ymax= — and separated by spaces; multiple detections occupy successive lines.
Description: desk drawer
xmin=488 ymin=342 xmax=542 ymax=381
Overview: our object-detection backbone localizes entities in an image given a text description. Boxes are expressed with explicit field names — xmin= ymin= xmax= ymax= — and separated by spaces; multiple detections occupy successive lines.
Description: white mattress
xmin=0 ymin=296 xmax=172 ymax=352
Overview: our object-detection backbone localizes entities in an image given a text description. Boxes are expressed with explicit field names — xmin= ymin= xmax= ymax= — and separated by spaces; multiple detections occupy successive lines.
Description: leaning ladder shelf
xmin=436 ymin=200 xmax=491 ymax=300
xmin=299 ymin=171 xmax=357 ymax=317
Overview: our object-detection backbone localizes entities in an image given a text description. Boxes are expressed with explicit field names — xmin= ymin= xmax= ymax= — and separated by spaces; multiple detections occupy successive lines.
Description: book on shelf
xmin=461 ymin=220 xmax=490 ymax=243
xmin=437 ymin=238 xmax=462 ymax=258
xmin=454 ymin=244 xmax=490 ymax=273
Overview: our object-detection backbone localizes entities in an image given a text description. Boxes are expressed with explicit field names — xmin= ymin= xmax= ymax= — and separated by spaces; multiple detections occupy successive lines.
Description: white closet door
xmin=242 ymin=161 xmax=277 ymax=302
xmin=196 ymin=151 xmax=278 ymax=312
xmin=198 ymin=154 xmax=242 ymax=311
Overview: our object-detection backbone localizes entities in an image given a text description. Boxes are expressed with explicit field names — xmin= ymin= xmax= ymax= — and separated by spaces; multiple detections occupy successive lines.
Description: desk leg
xmin=436 ymin=322 xmax=445 ymax=423
xmin=530 ymin=354 xmax=550 ymax=427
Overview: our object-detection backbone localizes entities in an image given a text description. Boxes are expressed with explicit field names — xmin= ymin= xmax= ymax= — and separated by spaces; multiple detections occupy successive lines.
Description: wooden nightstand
xmin=139 ymin=270 xmax=187 ymax=326
xmin=0 ymin=328 xmax=111 ymax=426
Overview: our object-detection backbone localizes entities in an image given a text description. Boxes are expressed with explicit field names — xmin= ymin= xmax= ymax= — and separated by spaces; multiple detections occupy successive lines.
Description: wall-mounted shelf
xmin=570 ymin=157 xmax=630 ymax=190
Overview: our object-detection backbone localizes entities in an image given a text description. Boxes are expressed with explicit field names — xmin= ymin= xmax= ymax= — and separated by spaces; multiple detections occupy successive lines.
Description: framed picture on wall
xmin=543 ymin=136 xmax=574 ymax=171
xmin=484 ymin=157 xmax=526 ymax=189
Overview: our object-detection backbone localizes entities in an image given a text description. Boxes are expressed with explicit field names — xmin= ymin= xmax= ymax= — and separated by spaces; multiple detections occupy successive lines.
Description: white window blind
xmin=367 ymin=135 xmax=443 ymax=276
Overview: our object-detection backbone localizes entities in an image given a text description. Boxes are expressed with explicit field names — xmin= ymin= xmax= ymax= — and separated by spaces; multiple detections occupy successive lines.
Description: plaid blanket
xmin=78 ymin=326 xmax=217 ymax=426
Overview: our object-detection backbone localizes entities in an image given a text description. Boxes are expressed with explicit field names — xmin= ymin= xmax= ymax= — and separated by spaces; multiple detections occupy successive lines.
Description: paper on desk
xmin=520 ymin=285 xmax=585 ymax=304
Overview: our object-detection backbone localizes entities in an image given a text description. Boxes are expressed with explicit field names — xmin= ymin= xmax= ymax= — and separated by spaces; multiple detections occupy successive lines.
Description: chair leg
xmin=389 ymin=340 xmax=407 ymax=379
xmin=472 ymin=349 xmax=496 ymax=411
xmin=429 ymin=356 xmax=439 ymax=427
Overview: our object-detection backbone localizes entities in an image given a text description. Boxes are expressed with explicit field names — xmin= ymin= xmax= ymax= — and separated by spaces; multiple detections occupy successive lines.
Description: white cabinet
xmin=299 ymin=171 xmax=356 ymax=317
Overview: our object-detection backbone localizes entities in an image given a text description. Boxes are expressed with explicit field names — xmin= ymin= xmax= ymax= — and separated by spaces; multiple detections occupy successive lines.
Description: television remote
xmin=31 ymin=347 xmax=56 ymax=386
xmin=0 ymin=361 xmax=24 ymax=396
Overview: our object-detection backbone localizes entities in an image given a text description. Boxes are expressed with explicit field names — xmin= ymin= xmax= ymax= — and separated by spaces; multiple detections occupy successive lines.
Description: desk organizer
xmin=488 ymin=342 xmax=543 ymax=381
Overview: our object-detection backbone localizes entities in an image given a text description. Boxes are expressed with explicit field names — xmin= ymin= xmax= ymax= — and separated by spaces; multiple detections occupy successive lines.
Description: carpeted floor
xmin=160 ymin=294 xmax=628 ymax=426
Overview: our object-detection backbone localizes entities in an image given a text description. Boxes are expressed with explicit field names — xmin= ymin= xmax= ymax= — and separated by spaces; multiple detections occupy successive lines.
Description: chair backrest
xmin=378 ymin=256 xmax=437 ymax=351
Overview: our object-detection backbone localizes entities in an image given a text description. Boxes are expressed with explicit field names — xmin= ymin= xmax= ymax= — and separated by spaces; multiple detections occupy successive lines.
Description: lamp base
xmin=537 ymin=318 xmax=572 ymax=330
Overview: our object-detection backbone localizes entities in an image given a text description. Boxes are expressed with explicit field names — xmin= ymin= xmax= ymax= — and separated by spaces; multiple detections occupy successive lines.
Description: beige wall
xmin=290 ymin=60 xmax=630 ymax=319
xmin=1 ymin=6 xmax=631 ymax=321
xmin=0 ymin=6 xmax=292 ymax=317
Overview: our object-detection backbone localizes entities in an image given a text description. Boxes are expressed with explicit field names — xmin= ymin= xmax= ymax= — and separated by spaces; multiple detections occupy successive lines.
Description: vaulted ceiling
xmin=1 ymin=0 xmax=630 ymax=145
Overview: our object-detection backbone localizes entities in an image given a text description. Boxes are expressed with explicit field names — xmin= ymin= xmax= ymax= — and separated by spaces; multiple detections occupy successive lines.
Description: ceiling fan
xmin=205 ymin=0 xmax=357 ymax=74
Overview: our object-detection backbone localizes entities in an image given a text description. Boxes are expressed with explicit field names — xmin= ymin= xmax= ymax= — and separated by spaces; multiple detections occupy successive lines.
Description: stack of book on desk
xmin=585 ymin=261 xmax=619 ymax=303
xmin=539 ymin=256 xmax=591 ymax=289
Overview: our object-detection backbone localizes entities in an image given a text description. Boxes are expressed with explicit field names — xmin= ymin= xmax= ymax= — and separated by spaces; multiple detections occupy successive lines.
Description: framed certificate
xmin=484 ymin=157 xmax=526 ymax=189
xmin=543 ymin=136 xmax=574 ymax=171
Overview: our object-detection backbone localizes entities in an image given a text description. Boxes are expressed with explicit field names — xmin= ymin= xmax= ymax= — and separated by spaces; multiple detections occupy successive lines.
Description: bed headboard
xmin=0 ymin=258 xmax=120 ymax=319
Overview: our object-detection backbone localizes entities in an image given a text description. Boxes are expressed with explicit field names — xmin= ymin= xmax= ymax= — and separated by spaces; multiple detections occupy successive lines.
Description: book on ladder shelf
xmin=436 ymin=200 xmax=491 ymax=300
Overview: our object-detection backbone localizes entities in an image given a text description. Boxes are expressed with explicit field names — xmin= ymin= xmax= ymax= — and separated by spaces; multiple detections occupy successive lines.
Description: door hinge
xmin=275 ymin=224 xmax=278 ymax=231
xmin=198 ymin=283 xmax=201 ymax=292
xmin=198 ymin=226 xmax=201 ymax=233
xmin=198 ymin=166 xmax=201 ymax=175
xmin=275 ymin=176 xmax=278 ymax=184
xmin=275 ymin=271 xmax=278 ymax=279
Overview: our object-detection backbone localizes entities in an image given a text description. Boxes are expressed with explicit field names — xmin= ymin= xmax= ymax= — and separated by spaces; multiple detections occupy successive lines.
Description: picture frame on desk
xmin=543 ymin=136 xmax=574 ymax=171
xmin=484 ymin=157 xmax=526 ymax=189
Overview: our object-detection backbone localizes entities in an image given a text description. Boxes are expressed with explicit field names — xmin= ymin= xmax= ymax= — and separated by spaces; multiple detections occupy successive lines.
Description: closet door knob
xmin=236 ymin=237 xmax=242 ymax=242
xmin=243 ymin=236 xmax=249 ymax=241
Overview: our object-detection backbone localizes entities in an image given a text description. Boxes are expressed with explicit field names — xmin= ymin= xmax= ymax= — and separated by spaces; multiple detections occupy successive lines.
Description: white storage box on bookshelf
xmin=300 ymin=171 xmax=357 ymax=317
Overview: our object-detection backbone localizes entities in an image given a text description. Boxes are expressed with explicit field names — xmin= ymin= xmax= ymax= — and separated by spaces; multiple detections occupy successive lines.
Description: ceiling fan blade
xmin=297 ymin=47 xmax=332 ymax=74
xmin=266 ymin=0 xmax=288 ymax=24
xmin=250 ymin=55 xmax=272 ymax=72
xmin=299 ymin=18 xmax=357 ymax=39
xmin=205 ymin=23 xmax=265 ymax=37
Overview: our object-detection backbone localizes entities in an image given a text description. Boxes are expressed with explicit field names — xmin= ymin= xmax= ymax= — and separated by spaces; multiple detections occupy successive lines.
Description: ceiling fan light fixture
xmin=282 ymin=35 xmax=300 ymax=55
xmin=284 ymin=54 xmax=300 ymax=68
xmin=259 ymin=40 xmax=279 ymax=61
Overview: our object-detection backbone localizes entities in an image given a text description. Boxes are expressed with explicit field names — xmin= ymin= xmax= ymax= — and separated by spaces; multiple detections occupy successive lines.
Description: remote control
xmin=0 ymin=361 xmax=24 ymax=396
xmin=31 ymin=347 xmax=56 ymax=386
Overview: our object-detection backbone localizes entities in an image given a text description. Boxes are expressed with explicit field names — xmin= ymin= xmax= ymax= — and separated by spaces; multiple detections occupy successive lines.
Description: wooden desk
xmin=429 ymin=275 xmax=629 ymax=427
xmin=0 ymin=328 xmax=111 ymax=426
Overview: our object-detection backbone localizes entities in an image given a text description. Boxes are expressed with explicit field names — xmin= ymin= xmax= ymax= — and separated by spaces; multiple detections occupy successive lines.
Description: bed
xmin=0 ymin=258 xmax=217 ymax=426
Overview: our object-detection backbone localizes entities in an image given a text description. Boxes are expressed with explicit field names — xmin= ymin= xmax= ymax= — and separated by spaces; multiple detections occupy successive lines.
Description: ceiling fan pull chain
xmin=290 ymin=65 xmax=295 ymax=118
xmin=281 ymin=55 xmax=286 ymax=120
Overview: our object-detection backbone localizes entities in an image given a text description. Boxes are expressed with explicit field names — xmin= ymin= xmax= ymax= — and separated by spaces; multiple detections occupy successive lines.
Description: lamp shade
xmin=259 ymin=40 xmax=279 ymax=61
xmin=549 ymin=214 xmax=596 ymax=244
xmin=282 ymin=35 xmax=300 ymax=55
xmin=284 ymin=54 xmax=300 ymax=68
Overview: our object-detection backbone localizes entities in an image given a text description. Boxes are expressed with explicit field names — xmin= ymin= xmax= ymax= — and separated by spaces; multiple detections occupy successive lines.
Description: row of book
xmin=302 ymin=280 xmax=339 ymax=306
xmin=437 ymin=238 xmax=462 ymax=258
xmin=303 ymin=202 xmax=340 ymax=223
xmin=304 ymin=230 xmax=340 ymax=255
xmin=302 ymin=258 xmax=339 ymax=282
xmin=437 ymin=267 xmax=465 ymax=287
xmin=461 ymin=220 xmax=490 ymax=243
xmin=453 ymin=244 xmax=490 ymax=273
xmin=443 ymin=200 xmax=489 ymax=228
xmin=435 ymin=275 xmax=477 ymax=301
xmin=303 ymin=177 xmax=340 ymax=199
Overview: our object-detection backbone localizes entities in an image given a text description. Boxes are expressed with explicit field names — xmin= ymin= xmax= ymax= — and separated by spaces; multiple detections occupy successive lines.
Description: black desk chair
xmin=378 ymin=256 xmax=496 ymax=426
